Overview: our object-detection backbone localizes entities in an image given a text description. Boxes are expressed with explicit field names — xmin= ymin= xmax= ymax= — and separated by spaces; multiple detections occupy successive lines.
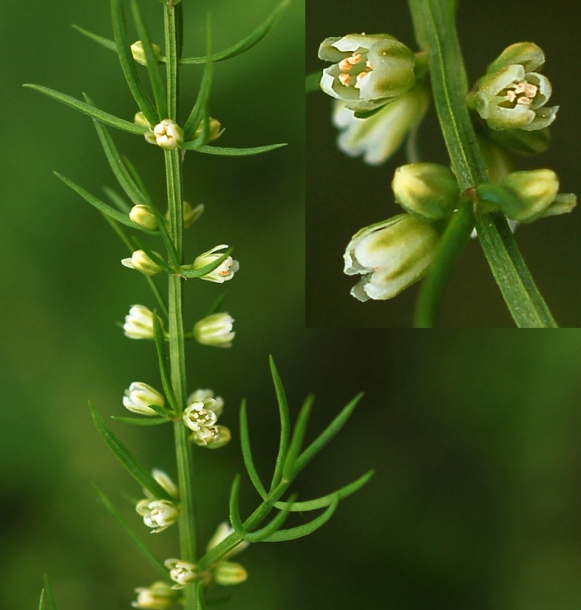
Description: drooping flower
xmin=193 ymin=313 xmax=235 ymax=348
xmin=121 ymin=250 xmax=163 ymax=276
xmin=136 ymin=499 xmax=180 ymax=533
xmin=124 ymin=305 xmax=156 ymax=339
xmin=129 ymin=204 xmax=159 ymax=231
xmin=203 ymin=522 xmax=249 ymax=586
xmin=332 ymin=83 xmax=429 ymax=165
xmin=131 ymin=581 xmax=175 ymax=609
xmin=319 ymin=33 xmax=416 ymax=113
xmin=344 ymin=214 xmax=440 ymax=301
xmin=153 ymin=119 xmax=184 ymax=150
xmin=182 ymin=389 xmax=230 ymax=448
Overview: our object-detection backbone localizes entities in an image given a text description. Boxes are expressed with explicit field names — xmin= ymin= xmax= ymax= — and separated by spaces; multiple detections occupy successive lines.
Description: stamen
xmin=338 ymin=58 xmax=352 ymax=72
xmin=338 ymin=73 xmax=351 ymax=86
xmin=354 ymin=71 xmax=370 ymax=89
xmin=347 ymin=53 xmax=362 ymax=65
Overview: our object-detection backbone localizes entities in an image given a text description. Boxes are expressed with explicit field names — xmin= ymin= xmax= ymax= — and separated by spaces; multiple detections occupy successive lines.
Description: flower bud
xmin=470 ymin=42 xmax=558 ymax=131
xmin=121 ymin=250 xmax=163 ymax=276
xmin=164 ymin=559 xmax=198 ymax=589
xmin=151 ymin=469 xmax=179 ymax=499
xmin=136 ymin=499 xmax=179 ymax=533
xmin=135 ymin=112 xmax=157 ymax=145
xmin=193 ymin=313 xmax=235 ymax=348
xmin=131 ymin=41 xmax=161 ymax=66
xmin=132 ymin=582 xmax=175 ymax=610
xmin=124 ymin=304 xmax=156 ymax=339
xmin=392 ymin=163 xmax=459 ymax=221
xmin=319 ymin=34 xmax=416 ymax=112
xmin=497 ymin=169 xmax=577 ymax=222
xmin=193 ymin=117 xmax=223 ymax=142
xmin=332 ymin=83 xmax=430 ymax=165
xmin=123 ymin=381 xmax=165 ymax=415
xmin=344 ymin=214 xmax=439 ymax=301
xmin=189 ymin=245 xmax=239 ymax=282
xmin=130 ymin=205 xmax=159 ymax=231
xmin=207 ymin=522 xmax=249 ymax=558
xmin=213 ymin=561 xmax=248 ymax=586
xmin=154 ymin=119 xmax=184 ymax=150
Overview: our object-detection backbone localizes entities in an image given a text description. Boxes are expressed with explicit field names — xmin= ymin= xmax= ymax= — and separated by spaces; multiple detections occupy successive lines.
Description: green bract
xmin=332 ymin=83 xmax=429 ymax=165
xmin=471 ymin=42 xmax=558 ymax=131
xmin=319 ymin=33 xmax=416 ymax=112
xmin=344 ymin=214 xmax=440 ymax=301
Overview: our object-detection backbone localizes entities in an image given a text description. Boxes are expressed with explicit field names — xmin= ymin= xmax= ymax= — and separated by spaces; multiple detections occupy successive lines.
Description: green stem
xmin=408 ymin=0 xmax=558 ymax=327
xmin=164 ymin=4 xmax=198 ymax=609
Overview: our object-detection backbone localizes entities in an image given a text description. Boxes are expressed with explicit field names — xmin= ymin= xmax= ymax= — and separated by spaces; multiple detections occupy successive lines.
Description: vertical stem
xmin=164 ymin=4 xmax=198 ymax=608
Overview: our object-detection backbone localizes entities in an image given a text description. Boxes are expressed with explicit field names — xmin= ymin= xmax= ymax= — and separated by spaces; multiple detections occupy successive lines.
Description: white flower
xmin=124 ymin=304 xmax=156 ymax=339
xmin=319 ymin=33 xmax=416 ymax=112
xmin=154 ymin=119 xmax=184 ymax=150
xmin=150 ymin=469 xmax=179 ymax=500
xmin=344 ymin=214 xmax=440 ymax=301
xmin=136 ymin=499 xmax=179 ymax=533
xmin=190 ymin=245 xmax=239 ymax=282
xmin=332 ymin=84 xmax=429 ymax=165
xmin=132 ymin=581 xmax=175 ymax=609
xmin=193 ymin=313 xmax=235 ymax=348
xmin=129 ymin=205 xmax=159 ymax=231
xmin=123 ymin=382 xmax=165 ymax=416
xmin=164 ymin=558 xmax=198 ymax=589
xmin=183 ymin=390 xmax=230 ymax=448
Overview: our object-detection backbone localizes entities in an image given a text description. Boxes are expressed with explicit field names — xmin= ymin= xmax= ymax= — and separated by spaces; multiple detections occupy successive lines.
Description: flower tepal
xmin=319 ymin=34 xmax=416 ymax=113
xmin=471 ymin=42 xmax=558 ymax=131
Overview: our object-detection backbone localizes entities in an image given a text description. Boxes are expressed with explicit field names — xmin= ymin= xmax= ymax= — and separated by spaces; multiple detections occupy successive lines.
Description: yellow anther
xmin=338 ymin=58 xmax=352 ymax=71
xmin=354 ymin=71 xmax=370 ymax=89
xmin=338 ymin=73 xmax=351 ymax=86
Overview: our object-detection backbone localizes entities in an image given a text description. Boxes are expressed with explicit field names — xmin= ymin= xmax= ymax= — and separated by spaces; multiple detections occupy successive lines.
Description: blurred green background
xmin=307 ymin=0 xmax=581 ymax=328
xmin=2 ymin=2 xmax=581 ymax=610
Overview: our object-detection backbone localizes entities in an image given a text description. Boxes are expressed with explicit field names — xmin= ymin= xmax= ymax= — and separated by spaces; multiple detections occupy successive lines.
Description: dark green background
xmin=2 ymin=2 xmax=581 ymax=610
xmin=307 ymin=0 xmax=581 ymax=328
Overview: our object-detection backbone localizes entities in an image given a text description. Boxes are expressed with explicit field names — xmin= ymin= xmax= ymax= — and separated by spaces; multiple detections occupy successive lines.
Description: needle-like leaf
xmin=269 ymin=356 xmax=291 ymax=491
xmin=239 ymin=401 xmax=267 ymax=497
xmin=182 ymin=143 xmax=287 ymax=155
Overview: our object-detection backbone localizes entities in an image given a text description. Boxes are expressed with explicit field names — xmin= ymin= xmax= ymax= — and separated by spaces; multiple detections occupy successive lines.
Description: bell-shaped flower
xmin=203 ymin=522 xmax=249 ymax=586
xmin=470 ymin=42 xmax=558 ymax=131
xmin=123 ymin=382 xmax=165 ymax=416
xmin=189 ymin=245 xmax=239 ymax=283
xmin=149 ymin=469 xmax=179 ymax=500
xmin=319 ymin=33 xmax=416 ymax=113
xmin=344 ymin=214 xmax=440 ymax=301
xmin=164 ymin=559 xmax=198 ymax=589
xmin=183 ymin=389 xmax=230 ymax=448
xmin=124 ymin=305 xmax=157 ymax=339
xmin=136 ymin=499 xmax=180 ymax=533
xmin=131 ymin=581 xmax=176 ymax=609
xmin=332 ymin=83 xmax=429 ymax=165
xmin=193 ymin=313 xmax=234 ymax=348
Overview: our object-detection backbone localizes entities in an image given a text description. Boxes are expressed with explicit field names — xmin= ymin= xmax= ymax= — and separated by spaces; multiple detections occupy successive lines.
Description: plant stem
xmin=164 ymin=4 xmax=198 ymax=608
xmin=408 ymin=0 xmax=558 ymax=327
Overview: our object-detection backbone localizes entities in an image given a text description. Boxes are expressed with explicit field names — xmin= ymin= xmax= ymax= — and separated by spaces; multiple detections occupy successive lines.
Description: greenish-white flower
xmin=319 ymin=33 xmax=416 ymax=113
xmin=204 ymin=523 xmax=249 ymax=586
xmin=123 ymin=382 xmax=165 ymax=416
xmin=190 ymin=245 xmax=239 ymax=282
xmin=193 ymin=313 xmax=235 ymax=348
xmin=150 ymin=469 xmax=179 ymax=500
xmin=332 ymin=83 xmax=429 ymax=165
xmin=344 ymin=214 xmax=440 ymax=301
xmin=471 ymin=42 xmax=558 ymax=131
xmin=164 ymin=559 xmax=198 ymax=589
xmin=136 ymin=499 xmax=179 ymax=533
xmin=154 ymin=119 xmax=184 ymax=150
xmin=183 ymin=389 xmax=230 ymax=448
xmin=132 ymin=581 xmax=175 ymax=609
xmin=123 ymin=305 xmax=156 ymax=339
xmin=121 ymin=250 xmax=163 ymax=276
